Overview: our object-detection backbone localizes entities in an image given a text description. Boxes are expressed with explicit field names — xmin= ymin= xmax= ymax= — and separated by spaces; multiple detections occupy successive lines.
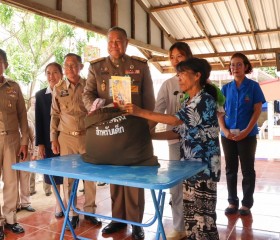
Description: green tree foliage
xmin=0 ymin=3 xmax=102 ymax=99
xmin=0 ymin=4 xmax=76 ymax=98
xmin=260 ymin=67 xmax=277 ymax=78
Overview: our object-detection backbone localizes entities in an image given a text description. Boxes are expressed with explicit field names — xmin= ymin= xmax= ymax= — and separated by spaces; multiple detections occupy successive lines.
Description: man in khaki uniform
xmin=83 ymin=27 xmax=155 ymax=240
xmin=0 ymin=49 xmax=28 ymax=238
xmin=50 ymin=53 xmax=101 ymax=230
xmin=17 ymin=112 xmax=36 ymax=213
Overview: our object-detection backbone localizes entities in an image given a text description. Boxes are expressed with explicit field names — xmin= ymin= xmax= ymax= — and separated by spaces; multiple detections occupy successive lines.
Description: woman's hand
xmin=38 ymin=145 xmax=46 ymax=159
xmin=124 ymin=103 xmax=142 ymax=116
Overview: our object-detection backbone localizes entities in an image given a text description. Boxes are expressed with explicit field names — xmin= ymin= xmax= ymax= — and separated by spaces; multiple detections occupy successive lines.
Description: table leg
xmin=49 ymin=175 xmax=78 ymax=240
xmin=151 ymin=190 xmax=166 ymax=240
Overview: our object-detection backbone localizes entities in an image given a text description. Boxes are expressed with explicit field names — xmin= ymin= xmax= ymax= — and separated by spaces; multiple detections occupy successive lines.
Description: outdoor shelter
xmin=1 ymin=0 xmax=280 ymax=73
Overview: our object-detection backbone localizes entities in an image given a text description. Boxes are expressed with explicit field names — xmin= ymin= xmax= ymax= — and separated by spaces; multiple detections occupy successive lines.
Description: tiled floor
xmin=3 ymin=140 xmax=280 ymax=239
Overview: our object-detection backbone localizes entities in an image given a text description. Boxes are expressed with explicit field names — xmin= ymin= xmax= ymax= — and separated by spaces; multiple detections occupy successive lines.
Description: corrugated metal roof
xmin=2 ymin=0 xmax=279 ymax=74
xmin=141 ymin=0 xmax=280 ymax=72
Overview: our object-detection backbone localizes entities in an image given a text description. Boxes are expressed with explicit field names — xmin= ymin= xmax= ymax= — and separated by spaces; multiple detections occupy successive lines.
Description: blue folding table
xmin=12 ymin=154 xmax=207 ymax=240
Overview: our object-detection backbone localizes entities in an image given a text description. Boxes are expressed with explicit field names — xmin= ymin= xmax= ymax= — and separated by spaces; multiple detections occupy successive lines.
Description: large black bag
xmin=82 ymin=107 xmax=158 ymax=166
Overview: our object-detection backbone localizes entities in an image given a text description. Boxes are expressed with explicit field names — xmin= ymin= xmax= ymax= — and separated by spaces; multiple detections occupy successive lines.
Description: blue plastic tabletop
xmin=12 ymin=154 xmax=207 ymax=190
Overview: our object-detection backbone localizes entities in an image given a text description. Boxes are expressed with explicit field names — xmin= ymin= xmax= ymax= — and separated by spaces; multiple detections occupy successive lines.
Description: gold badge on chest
xmin=101 ymin=80 xmax=106 ymax=92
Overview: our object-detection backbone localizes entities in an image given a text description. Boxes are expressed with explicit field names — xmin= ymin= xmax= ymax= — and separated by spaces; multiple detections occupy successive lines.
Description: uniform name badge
xmin=131 ymin=85 xmax=139 ymax=93
xmin=125 ymin=69 xmax=140 ymax=75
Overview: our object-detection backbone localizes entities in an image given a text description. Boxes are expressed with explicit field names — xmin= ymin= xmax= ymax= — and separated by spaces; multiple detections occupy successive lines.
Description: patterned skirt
xmin=183 ymin=172 xmax=219 ymax=240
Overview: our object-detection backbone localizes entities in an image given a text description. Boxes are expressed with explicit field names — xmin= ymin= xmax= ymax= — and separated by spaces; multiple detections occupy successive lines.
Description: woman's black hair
xmin=45 ymin=62 xmax=63 ymax=75
xmin=0 ymin=49 xmax=8 ymax=63
xmin=229 ymin=52 xmax=253 ymax=74
xmin=176 ymin=58 xmax=217 ymax=101
xmin=169 ymin=42 xmax=193 ymax=59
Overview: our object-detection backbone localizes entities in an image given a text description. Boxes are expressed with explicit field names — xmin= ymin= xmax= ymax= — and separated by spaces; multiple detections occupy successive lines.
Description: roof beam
xmin=56 ymin=0 xmax=62 ymax=11
xmin=150 ymin=48 xmax=280 ymax=61
xmin=86 ymin=0 xmax=92 ymax=23
xmin=161 ymin=59 xmax=276 ymax=72
xmin=136 ymin=0 xmax=176 ymax=44
xmin=138 ymin=48 xmax=164 ymax=73
xmin=2 ymin=0 xmax=168 ymax=55
xmin=110 ymin=0 xmax=117 ymax=27
xmin=176 ymin=28 xmax=280 ymax=42
xmin=244 ymin=0 xmax=263 ymax=66
xmin=131 ymin=0 xmax=135 ymax=38
xmin=185 ymin=0 xmax=225 ymax=67
xmin=150 ymin=0 xmax=223 ymax=12
xmin=3 ymin=0 xmax=77 ymax=24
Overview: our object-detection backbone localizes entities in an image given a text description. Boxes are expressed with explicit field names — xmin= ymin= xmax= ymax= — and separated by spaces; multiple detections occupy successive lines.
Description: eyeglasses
xmin=230 ymin=62 xmax=243 ymax=68
xmin=63 ymin=64 xmax=79 ymax=69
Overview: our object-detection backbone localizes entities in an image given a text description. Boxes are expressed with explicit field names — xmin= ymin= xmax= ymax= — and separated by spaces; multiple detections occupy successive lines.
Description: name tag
xmin=131 ymin=85 xmax=139 ymax=93
xmin=125 ymin=69 xmax=140 ymax=75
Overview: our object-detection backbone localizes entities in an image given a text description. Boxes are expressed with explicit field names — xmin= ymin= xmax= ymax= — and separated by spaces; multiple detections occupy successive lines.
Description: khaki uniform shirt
xmin=0 ymin=78 xmax=28 ymax=145
xmin=50 ymin=77 xmax=87 ymax=142
xmin=83 ymin=54 xmax=155 ymax=111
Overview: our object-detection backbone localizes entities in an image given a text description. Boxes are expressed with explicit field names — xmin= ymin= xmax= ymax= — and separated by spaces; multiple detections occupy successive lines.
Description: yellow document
xmin=110 ymin=76 xmax=131 ymax=109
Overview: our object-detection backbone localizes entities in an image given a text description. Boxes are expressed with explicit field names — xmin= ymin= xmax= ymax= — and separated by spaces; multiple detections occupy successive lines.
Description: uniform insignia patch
xmin=131 ymin=56 xmax=147 ymax=63
xmin=60 ymin=89 xmax=69 ymax=97
xmin=90 ymin=57 xmax=106 ymax=64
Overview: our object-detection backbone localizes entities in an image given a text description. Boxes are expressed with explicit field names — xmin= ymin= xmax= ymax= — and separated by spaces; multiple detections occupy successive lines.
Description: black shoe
xmin=225 ymin=205 xmax=238 ymax=215
xmin=30 ymin=191 xmax=37 ymax=196
xmin=132 ymin=225 xmax=145 ymax=240
xmin=79 ymin=189 xmax=84 ymax=192
xmin=84 ymin=215 xmax=102 ymax=225
xmin=239 ymin=208 xmax=251 ymax=216
xmin=102 ymin=222 xmax=127 ymax=234
xmin=55 ymin=211 xmax=64 ymax=218
xmin=65 ymin=216 xmax=79 ymax=230
xmin=5 ymin=223 xmax=24 ymax=234
xmin=97 ymin=182 xmax=106 ymax=186
xmin=45 ymin=192 xmax=52 ymax=196
xmin=21 ymin=205 xmax=36 ymax=212
xmin=0 ymin=226 xmax=4 ymax=240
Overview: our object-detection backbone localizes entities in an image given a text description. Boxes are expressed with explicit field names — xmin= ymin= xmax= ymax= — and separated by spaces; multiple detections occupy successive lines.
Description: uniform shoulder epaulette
xmin=5 ymin=78 xmax=15 ymax=83
xmin=90 ymin=57 xmax=106 ymax=64
xmin=6 ymin=79 xmax=18 ymax=86
xmin=131 ymin=56 xmax=147 ymax=63
xmin=54 ymin=79 xmax=64 ymax=87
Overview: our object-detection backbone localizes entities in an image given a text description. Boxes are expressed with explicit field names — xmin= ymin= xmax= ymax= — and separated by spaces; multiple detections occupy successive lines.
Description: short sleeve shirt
xmin=221 ymin=77 xmax=266 ymax=136
xmin=174 ymin=90 xmax=221 ymax=182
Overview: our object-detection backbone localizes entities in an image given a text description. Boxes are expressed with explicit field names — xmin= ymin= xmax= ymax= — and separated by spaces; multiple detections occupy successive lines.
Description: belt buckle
xmin=0 ymin=131 xmax=7 ymax=136
xmin=70 ymin=131 xmax=79 ymax=136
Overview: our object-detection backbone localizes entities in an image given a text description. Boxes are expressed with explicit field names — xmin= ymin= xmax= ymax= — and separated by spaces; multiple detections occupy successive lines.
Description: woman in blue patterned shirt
xmin=125 ymin=57 xmax=221 ymax=240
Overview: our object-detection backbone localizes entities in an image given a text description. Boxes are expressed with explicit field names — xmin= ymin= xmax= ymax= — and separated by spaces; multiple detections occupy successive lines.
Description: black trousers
xmin=221 ymin=136 xmax=257 ymax=208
